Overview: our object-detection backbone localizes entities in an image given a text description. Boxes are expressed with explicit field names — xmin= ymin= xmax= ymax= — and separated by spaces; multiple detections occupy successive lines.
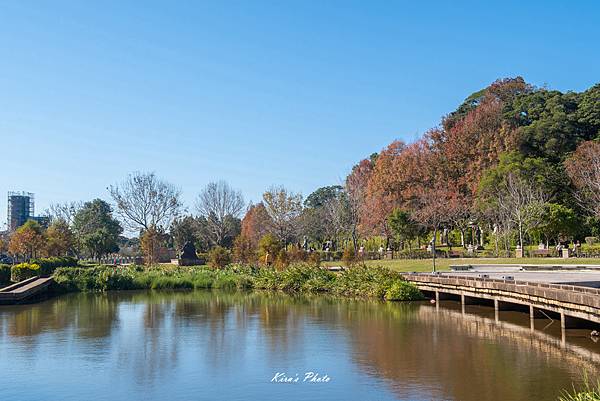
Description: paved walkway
xmin=444 ymin=266 xmax=600 ymax=287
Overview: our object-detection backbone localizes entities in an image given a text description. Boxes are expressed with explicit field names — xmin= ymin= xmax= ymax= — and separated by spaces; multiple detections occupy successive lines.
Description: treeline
xmin=340 ymin=77 xmax=600 ymax=255
xmin=237 ymin=77 xmax=600 ymax=259
xmin=2 ymin=77 xmax=599 ymax=264
xmin=2 ymin=199 xmax=123 ymax=261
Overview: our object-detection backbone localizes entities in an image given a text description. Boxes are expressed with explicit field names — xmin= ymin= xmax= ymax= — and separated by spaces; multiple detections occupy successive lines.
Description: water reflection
xmin=0 ymin=291 xmax=598 ymax=401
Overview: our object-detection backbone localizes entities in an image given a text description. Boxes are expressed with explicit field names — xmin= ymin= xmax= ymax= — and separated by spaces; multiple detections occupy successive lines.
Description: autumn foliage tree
xmin=240 ymin=203 xmax=272 ymax=248
xmin=45 ymin=219 xmax=75 ymax=257
xmin=233 ymin=234 xmax=257 ymax=264
xmin=345 ymin=157 xmax=375 ymax=249
xmin=9 ymin=220 xmax=45 ymax=260
xmin=140 ymin=225 xmax=168 ymax=265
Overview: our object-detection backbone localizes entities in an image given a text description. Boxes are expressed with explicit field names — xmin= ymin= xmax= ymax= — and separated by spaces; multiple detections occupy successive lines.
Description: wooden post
xmin=494 ymin=299 xmax=499 ymax=323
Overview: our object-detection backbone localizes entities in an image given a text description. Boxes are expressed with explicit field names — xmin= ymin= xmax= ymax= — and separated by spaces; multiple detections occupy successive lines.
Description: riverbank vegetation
xmin=51 ymin=263 xmax=423 ymax=301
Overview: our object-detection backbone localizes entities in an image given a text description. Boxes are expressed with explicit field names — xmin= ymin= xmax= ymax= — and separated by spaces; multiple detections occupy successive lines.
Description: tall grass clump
xmin=560 ymin=375 xmax=600 ymax=401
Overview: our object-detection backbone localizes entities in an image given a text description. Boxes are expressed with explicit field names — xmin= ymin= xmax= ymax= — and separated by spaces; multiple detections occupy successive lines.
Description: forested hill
xmin=346 ymin=78 xmax=600 ymax=245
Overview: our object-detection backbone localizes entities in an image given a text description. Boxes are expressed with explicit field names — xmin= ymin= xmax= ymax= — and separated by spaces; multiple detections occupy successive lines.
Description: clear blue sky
xmin=1 ymin=0 xmax=599 ymax=229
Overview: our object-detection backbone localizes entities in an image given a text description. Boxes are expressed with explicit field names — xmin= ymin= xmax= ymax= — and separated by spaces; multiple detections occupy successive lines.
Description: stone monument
xmin=171 ymin=241 xmax=203 ymax=266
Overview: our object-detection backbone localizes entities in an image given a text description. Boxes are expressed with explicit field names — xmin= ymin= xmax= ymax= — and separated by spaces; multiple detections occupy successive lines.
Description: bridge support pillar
xmin=530 ymin=306 xmax=535 ymax=331
xmin=494 ymin=299 xmax=500 ymax=323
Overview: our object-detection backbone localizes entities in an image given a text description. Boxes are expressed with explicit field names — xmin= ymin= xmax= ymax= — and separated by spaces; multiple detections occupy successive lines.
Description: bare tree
xmin=496 ymin=172 xmax=547 ymax=249
xmin=109 ymin=171 xmax=183 ymax=231
xmin=413 ymin=184 xmax=457 ymax=272
xmin=446 ymin=195 xmax=472 ymax=248
xmin=345 ymin=174 xmax=366 ymax=251
xmin=322 ymin=192 xmax=350 ymax=248
xmin=195 ymin=181 xmax=245 ymax=247
xmin=45 ymin=201 xmax=84 ymax=225
xmin=262 ymin=185 xmax=303 ymax=246
xmin=566 ymin=141 xmax=600 ymax=217
xmin=478 ymin=204 xmax=513 ymax=257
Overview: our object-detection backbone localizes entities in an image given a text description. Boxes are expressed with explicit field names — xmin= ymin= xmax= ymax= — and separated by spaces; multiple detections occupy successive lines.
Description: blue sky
xmin=1 ymin=0 xmax=599 ymax=229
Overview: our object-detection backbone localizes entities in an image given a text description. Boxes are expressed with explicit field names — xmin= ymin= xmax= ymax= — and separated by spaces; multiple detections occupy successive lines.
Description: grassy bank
xmin=322 ymin=257 xmax=600 ymax=272
xmin=52 ymin=264 xmax=423 ymax=301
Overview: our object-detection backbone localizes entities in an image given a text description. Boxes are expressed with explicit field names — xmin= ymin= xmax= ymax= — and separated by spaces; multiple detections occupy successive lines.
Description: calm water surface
xmin=0 ymin=291 xmax=599 ymax=401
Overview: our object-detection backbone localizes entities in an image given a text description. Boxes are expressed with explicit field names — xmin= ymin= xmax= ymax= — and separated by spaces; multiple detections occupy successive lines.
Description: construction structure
xmin=8 ymin=191 xmax=35 ymax=231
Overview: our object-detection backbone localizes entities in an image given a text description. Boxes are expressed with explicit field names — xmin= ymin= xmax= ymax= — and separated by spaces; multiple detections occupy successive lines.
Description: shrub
xmin=31 ymin=256 xmax=78 ymax=275
xmin=307 ymin=252 xmax=321 ymax=267
xmin=192 ymin=272 xmax=215 ymax=289
xmin=208 ymin=246 xmax=231 ymax=269
xmin=342 ymin=248 xmax=357 ymax=267
xmin=274 ymin=249 xmax=290 ymax=270
xmin=233 ymin=235 xmax=257 ymax=264
xmin=585 ymin=237 xmax=599 ymax=246
xmin=385 ymin=281 xmax=423 ymax=301
xmin=212 ymin=272 xmax=238 ymax=290
xmin=11 ymin=263 xmax=42 ymax=282
xmin=300 ymin=267 xmax=334 ymax=292
xmin=333 ymin=265 xmax=408 ymax=298
xmin=0 ymin=264 xmax=11 ymax=285
xmin=277 ymin=264 xmax=309 ymax=291
xmin=287 ymin=246 xmax=307 ymax=263
xmin=258 ymin=234 xmax=282 ymax=265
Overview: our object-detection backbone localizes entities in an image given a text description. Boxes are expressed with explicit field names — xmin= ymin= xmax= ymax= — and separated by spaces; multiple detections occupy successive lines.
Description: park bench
xmin=531 ymin=249 xmax=550 ymax=257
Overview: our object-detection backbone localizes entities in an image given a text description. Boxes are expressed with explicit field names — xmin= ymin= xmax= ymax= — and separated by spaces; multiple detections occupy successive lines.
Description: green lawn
xmin=322 ymin=257 xmax=600 ymax=272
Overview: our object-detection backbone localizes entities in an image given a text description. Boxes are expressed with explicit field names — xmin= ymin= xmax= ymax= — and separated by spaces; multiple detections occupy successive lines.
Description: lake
xmin=0 ymin=291 xmax=598 ymax=401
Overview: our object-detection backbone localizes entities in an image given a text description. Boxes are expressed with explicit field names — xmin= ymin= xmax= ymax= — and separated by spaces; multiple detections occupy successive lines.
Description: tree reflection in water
xmin=0 ymin=291 xmax=598 ymax=401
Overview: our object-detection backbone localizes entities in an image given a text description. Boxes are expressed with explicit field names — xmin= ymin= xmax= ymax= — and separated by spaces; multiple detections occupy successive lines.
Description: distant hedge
xmin=30 ymin=257 xmax=78 ymax=274
xmin=11 ymin=263 xmax=42 ymax=282
xmin=7 ymin=257 xmax=79 ymax=283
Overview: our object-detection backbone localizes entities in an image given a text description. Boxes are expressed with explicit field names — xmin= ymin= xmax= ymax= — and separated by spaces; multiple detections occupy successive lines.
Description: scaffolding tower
xmin=7 ymin=191 xmax=34 ymax=231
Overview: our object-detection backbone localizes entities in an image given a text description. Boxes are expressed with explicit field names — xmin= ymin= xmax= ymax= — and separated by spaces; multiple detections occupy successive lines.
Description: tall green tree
xmin=304 ymin=185 xmax=343 ymax=208
xmin=535 ymin=203 xmax=580 ymax=245
xmin=73 ymin=199 xmax=123 ymax=258
xmin=170 ymin=216 xmax=200 ymax=254
xmin=387 ymin=209 xmax=420 ymax=250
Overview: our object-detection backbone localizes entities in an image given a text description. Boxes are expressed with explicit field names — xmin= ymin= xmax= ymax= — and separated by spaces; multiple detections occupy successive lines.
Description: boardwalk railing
xmin=403 ymin=273 xmax=600 ymax=296
xmin=402 ymin=273 xmax=600 ymax=326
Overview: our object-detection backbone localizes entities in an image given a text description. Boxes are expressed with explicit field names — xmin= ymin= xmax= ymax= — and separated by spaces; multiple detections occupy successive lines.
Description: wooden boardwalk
xmin=403 ymin=273 xmax=600 ymax=329
xmin=0 ymin=276 xmax=54 ymax=305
